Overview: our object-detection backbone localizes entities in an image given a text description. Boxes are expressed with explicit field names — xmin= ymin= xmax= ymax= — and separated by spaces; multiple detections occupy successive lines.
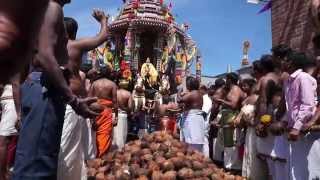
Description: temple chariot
xmin=86 ymin=0 xmax=201 ymax=94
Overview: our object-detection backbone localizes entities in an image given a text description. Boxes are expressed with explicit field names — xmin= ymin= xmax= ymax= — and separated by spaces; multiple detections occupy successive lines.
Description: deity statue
xmin=141 ymin=57 xmax=158 ymax=87
xmin=102 ymin=42 xmax=114 ymax=70
xmin=132 ymin=74 xmax=146 ymax=113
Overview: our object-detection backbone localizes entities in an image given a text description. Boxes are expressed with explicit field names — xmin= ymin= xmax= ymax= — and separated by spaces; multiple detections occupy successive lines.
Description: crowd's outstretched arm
xmin=69 ymin=10 xmax=109 ymax=52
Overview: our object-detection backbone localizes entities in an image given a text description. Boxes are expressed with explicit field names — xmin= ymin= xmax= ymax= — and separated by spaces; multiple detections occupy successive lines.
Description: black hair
xmin=214 ymin=78 xmax=225 ymax=89
xmin=271 ymin=44 xmax=292 ymax=59
xmin=313 ymin=33 xmax=320 ymax=49
xmin=287 ymin=51 xmax=312 ymax=70
xmin=80 ymin=64 xmax=93 ymax=74
xmin=105 ymin=42 xmax=112 ymax=48
xmin=98 ymin=66 xmax=112 ymax=80
xmin=226 ymin=72 xmax=239 ymax=85
xmin=260 ymin=54 xmax=275 ymax=73
xmin=252 ymin=60 xmax=263 ymax=74
xmin=304 ymin=54 xmax=316 ymax=70
xmin=64 ymin=17 xmax=78 ymax=40
xmin=241 ymin=79 xmax=256 ymax=90
xmin=186 ymin=76 xmax=200 ymax=91
xmin=199 ymin=85 xmax=208 ymax=91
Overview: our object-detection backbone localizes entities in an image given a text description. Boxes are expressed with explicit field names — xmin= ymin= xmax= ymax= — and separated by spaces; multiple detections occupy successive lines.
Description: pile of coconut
xmin=87 ymin=131 xmax=244 ymax=180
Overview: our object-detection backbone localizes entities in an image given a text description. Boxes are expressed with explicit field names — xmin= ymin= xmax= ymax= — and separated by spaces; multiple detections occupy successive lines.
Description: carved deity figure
xmin=141 ymin=58 xmax=158 ymax=87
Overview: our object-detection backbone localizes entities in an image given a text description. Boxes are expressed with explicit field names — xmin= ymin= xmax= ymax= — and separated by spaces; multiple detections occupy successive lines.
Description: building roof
xmin=110 ymin=0 xmax=187 ymax=37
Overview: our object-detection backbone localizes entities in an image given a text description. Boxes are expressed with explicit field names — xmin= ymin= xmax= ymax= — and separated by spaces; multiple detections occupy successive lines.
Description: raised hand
xmin=92 ymin=9 xmax=109 ymax=23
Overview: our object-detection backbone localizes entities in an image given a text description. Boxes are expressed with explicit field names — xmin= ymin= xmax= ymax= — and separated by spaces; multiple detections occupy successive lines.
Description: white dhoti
xmin=112 ymin=110 xmax=128 ymax=149
xmin=242 ymin=127 xmax=268 ymax=180
xmin=181 ymin=109 xmax=205 ymax=152
xmin=57 ymin=105 xmax=86 ymax=180
xmin=82 ymin=118 xmax=97 ymax=160
xmin=308 ymin=135 xmax=320 ymax=179
xmin=269 ymin=135 xmax=289 ymax=180
xmin=203 ymin=112 xmax=210 ymax=158
xmin=211 ymin=130 xmax=224 ymax=162
xmin=223 ymin=128 xmax=243 ymax=171
xmin=289 ymin=132 xmax=320 ymax=180
xmin=224 ymin=146 xmax=243 ymax=171
xmin=0 ymin=85 xmax=18 ymax=136
xmin=211 ymin=113 xmax=224 ymax=162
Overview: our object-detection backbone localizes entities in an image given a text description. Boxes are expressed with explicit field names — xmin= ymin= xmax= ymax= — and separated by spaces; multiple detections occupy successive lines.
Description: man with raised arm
xmin=57 ymin=10 xmax=109 ymax=180
xmin=12 ymin=0 xmax=99 ymax=179
xmin=64 ymin=10 xmax=109 ymax=97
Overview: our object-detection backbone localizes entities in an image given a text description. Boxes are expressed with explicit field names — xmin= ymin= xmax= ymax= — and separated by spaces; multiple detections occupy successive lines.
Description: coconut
xmin=150 ymin=142 xmax=160 ymax=152
xmin=202 ymin=168 xmax=214 ymax=178
xmin=152 ymin=171 xmax=163 ymax=180
xmin=142 ymin=133 xmax=154 ymax=142
xmin=164 ymin=151 xmax=176 ymax=159
xmin=155 ymin=156 xmax=166 ymax=165
xmin=194 ymin=170 xmax=204 ymax=178
xmin=148 ymin=161 xmax=160 ymax=171
xmin=161 ymin=160 xmax=175 ymax=172
xmin=162 ymin=170 xmax=177 ymax=180
xmin=159 ymin=143 xmax=169 ymax=153
xmin=170 ymin=157 xmax=184 ymax=170
xmin=178 ymin=168 xmax=194 ymax=179
xmin=95 ymin=172 xmax=105 ymax=180
xmin=136 ymin=168 xmax=149 ymax=177
xmin=192 ymin=161 xmax=206 ymax=171
xmin=142 ymin=153 xmax=153 ymax=161
xmin=130 ymin=164 xmax=140 ymax=177
xmin=137 ymin=175 xmax=149 ymax=180
xmin=87 ymin=131 xmax=243 ymax=179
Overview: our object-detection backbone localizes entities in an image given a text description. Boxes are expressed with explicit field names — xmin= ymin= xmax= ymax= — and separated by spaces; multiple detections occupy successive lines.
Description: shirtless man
xmin=57 ymin=11 xmax=109 ymax=179
xmin=178 ymin=76 xmax=204 ymax=152
xmin=89 ymin=67 xmax=118 ymax=157
xmin=0 ymin=0 xmax=49 ymax=84
xmin=64 ymin=10 xmax=109 ymax=97
xmin=215 ymin=72 xmax=245 ymax=172
xmin=254 ymin=55 xmax=286 ymax=180
xmin=113 ymin=88 xmax=132 ymax=149
xmin=12 ymin=1 xmax=99 ymax=179
xmin=0 ymin=2 xmax=49 ymax=177
xmin=209 ymin=78 xmax=226 ymax=163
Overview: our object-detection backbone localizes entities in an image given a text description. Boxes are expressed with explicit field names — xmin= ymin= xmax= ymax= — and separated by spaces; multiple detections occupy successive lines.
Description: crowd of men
xmin=192 ymin=45 xmax=320 ymax=180
xmin=1 ymin=0 xmax=320 ymax=180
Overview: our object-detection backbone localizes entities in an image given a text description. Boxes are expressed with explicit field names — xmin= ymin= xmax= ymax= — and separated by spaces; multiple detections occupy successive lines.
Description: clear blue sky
xmin=64 ymin=0 xmax=271 ymax=76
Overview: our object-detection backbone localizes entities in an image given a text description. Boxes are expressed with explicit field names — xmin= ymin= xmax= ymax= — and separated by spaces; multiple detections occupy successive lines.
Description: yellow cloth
xmin=95 ymin=99 xmax=113 ymax=158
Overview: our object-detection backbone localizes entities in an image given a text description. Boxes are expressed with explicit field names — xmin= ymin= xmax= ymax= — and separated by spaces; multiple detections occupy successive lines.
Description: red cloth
xmin=160 ymin=116 xmax=176 ymax=134
xmin=95 ymin=99 xmax=113 ymax=158
xmin=7 ymin=136 xmax=17 ymax=167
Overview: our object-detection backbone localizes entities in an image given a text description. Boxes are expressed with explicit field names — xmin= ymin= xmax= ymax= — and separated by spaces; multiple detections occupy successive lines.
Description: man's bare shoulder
xmin=230 ymin=85 xmax=242 ymax=93
xmin=93 ymin=78 xmax=116 ymax=87
xmin=46 ymin=1 xmax=63 ymax=16
xmin=118 ymin=89 xmax=131 ymax=96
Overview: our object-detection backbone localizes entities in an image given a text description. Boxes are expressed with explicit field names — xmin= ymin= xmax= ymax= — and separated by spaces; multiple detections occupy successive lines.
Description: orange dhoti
xmin=95 ymin=99 xmax=113 ymax=158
